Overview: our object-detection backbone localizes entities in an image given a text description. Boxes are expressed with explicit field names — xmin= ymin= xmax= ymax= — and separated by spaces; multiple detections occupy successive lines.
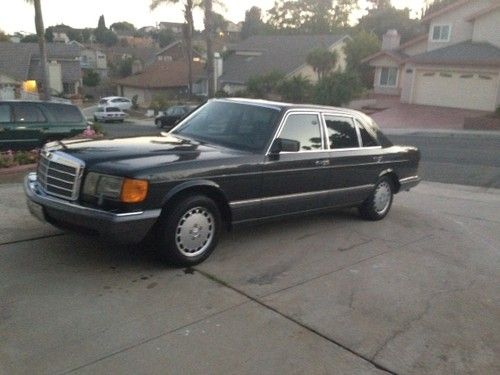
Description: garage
xmin=412 ymin=70 xmax=499 ymax=111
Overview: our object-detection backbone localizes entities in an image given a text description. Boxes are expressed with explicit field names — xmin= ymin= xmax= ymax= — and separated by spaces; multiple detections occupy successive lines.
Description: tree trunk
xmin=34 ymin=0 xmax=50 ymax=101
xmin=204 ymin=0 xmax=214 ymax=97
xmin=185 ymin=0 xmax=194 ymax=100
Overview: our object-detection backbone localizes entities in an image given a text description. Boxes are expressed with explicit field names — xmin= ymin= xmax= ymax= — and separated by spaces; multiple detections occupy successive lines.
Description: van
xmin=0 ymin=101 xmax=88 ymax=151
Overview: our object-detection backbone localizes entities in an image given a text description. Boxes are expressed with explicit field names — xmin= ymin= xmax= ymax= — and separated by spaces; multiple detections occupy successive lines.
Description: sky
xmin=1 ymin=0 xmax=426 ymax=35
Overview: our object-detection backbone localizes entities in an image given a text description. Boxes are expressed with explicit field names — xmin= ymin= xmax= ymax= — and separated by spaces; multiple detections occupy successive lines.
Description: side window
xmin=45 ymin=104 xmax=83 ymax=123
xmin=14 ymin=104 xmax=46 ymax=123
xmin=324 ymin=115 xmax=359 ymax=149
xmin=355 ymin=119 xmax=379 ymax=147
xmin=279 ymin=113 xmax=322 ymax=151
xmin=0 ymin=104 xmax=11 ymax=123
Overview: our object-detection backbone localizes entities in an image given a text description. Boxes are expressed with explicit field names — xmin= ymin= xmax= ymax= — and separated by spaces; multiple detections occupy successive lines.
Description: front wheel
xmin=359 ymin=176 xmax=394 ymax=221
xmin=156 ymin=195 xmax=221 ymax=266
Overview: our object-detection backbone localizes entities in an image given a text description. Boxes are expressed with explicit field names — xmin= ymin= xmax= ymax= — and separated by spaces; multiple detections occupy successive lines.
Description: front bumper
xmin=24 ymin=173 xmax=161 ymax=243
xmin=399 ymin=176 xmax=421 ymax=191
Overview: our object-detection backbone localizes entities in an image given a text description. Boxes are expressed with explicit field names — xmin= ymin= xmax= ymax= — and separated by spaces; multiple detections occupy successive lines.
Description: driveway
xmin=370 ymin=95 xmax=488 ymax=130
xmin=1 ymin=181 xmax=499 ymax=374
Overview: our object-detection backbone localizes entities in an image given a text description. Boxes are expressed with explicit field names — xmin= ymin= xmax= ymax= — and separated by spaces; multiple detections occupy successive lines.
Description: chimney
xmin=382 ymin=29 xmax=401 ymax=51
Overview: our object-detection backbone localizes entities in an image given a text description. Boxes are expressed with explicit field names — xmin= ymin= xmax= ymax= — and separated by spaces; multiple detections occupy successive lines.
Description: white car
xmin=98 ymin=96 xmax=132 ymax=111
xmin=93 ymin=107 xmax=127 ymax=123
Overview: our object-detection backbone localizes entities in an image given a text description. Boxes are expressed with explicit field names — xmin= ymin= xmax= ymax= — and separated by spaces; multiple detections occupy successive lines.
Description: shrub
xmin=246 ymin=71 xmax=285 ymax=98
xmin=313 ymin=70 xmax=363 ymax=107
xmin=277 ymin=75 xmax=312 ymax=103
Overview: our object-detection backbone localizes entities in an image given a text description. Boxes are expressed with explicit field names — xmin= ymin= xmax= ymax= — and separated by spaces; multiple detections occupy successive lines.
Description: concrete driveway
xmin=370 ymin=95 xmax=488 ymax=130
xmin=0 ymin=181 xmax=499 ymax=374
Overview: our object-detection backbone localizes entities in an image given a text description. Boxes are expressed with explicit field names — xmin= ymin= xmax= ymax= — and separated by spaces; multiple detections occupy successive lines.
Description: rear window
xmin=45 ymin=103 xmax=84 ymax=123
xmin=99 ymin=99 xmax=108 ymax=105
xmin=13 ymin=104 xmax=46 ymax=123
xmin=106 ymin=107 xmax=121 ymax=112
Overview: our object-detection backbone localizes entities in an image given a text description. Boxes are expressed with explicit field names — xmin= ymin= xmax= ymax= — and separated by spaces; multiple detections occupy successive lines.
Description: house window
xmin=379 ymin=67 xmax=398 ymax=87
xmin=431 ymin=24 xmax=450 ymax=42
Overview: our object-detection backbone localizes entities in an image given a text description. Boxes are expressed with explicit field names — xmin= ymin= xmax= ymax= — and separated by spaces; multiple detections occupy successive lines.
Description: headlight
xmin=83 ymin=172 xmax=149 ymax=203
xmin=83 ymin=172 xmax=123 ymax=199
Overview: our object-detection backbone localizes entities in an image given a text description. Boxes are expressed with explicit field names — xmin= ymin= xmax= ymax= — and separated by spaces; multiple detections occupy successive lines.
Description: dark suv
xmin=0 ymin=101 xmax=87 ymax=150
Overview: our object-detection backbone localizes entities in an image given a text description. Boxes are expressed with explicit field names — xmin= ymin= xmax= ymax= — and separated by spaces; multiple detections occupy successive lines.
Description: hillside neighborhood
xmin=0 ymin=1 xmax=500 ymax=375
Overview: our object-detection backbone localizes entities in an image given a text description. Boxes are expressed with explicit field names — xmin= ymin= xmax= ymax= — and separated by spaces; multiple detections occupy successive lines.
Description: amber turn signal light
xmin=120 ymin=178 xmax=148 ymax=203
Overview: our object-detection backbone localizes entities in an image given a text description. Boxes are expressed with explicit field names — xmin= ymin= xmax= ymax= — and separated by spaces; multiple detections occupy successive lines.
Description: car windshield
xmin=172 ymin=101 xmax=280 ymax=152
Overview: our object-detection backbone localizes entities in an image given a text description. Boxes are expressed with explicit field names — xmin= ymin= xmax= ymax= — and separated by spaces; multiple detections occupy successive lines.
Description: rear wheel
xmin=93 ymin=115 xmax=98 ymax=122
xmin=359 ymin=176 xmax=394 ymax=220
xmin=156 ymin=195 xmax=221 ymax=266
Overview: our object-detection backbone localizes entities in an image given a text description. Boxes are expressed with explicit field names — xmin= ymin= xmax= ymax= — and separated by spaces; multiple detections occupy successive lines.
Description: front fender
xmin=160 ymin=179 xmax=224 ymax=206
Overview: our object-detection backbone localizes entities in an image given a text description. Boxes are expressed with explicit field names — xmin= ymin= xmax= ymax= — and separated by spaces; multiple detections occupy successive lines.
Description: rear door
xmin=43 ymin=103 xmax=86 ymax=139
xmin=7 ymin=103 xmax=47 ymax=149
xmin=322 ymin=113 xmax=382 ymax=207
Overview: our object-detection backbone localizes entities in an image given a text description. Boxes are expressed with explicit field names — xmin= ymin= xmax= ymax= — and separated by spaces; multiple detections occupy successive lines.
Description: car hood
xmin=43 ymin=133 xmax=245 ymax=176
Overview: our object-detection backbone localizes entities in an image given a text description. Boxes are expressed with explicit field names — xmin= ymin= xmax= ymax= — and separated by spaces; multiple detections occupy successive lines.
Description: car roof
xmin=216 ymin=98 xmax=365 ymax=117
xmin=101 ymin=96 xmax=128 ymax=100
xmin=0 ymin=100 xmax=76 ymax=107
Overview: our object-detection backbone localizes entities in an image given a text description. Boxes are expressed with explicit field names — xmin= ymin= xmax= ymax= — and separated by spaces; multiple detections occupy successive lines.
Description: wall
xmin=472 ymin=8 xmax=500 ymax=48
xmin=48 ymin=62 xmax=63 ymax=93
xmin=427 ymin=0 xmax=495 ymax=51
xmin=402 ymin=39 xmax=427 ymax=56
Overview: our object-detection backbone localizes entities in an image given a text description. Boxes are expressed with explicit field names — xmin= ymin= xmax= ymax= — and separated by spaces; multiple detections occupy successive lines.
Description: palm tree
xmin=204 ymin=0 xmax=214 ymax=97
xmin=151 ymin=0 xmax=195 ymax=99
xmin=27 ymin=0 xmax=50 ymax=100
xmin=306 ymin=49 xmax=338 ymax=81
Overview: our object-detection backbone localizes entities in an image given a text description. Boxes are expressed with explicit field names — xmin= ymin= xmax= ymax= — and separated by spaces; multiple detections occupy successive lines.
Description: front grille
xmin=37 ymin=151 xmax=84 ymax=201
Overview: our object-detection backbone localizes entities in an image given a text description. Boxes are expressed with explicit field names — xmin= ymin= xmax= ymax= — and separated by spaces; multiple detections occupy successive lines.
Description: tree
xmin=83 ymin=70 xmax=101 ymax=87
xmin=26 ymin=0 xmax=50 ymax=101
xmin=246 ymin=71 xmax=285 ymax=98
xmin=157 ymin=29 xmax=176 ymax=48
xmin=20 ymin=34 xmax=39 ymax=43
xmin=344 ymin=30 xmax=380 ymax=87
xmin=0 ymin=30 xmax=9 ymax=42
xmin=205 ymin=0 xmax=215 ymax=97
xmin=151 ymin=0 xmax=196 ymax=99
xmin=306 ymin=49 xmax=338 ymax=81
xmin=240 ymin=6 xmax=264 ymax=39
xmin=313 ymin=70 xmax=362 ymax=106
xmin=267 ymin=0 xmax=358 ymax=33
xmin=110 ymin=21 xmax=136 ymax=33
xmin=423 ymin=0 xmax=459 ymax=17
xmin=356 ymin=6 xmax=422 ymax=43
xmin=95 ymin=15 xmax=118 ymax=46
xmin=277 ymin=75 xmax=312 ymax=103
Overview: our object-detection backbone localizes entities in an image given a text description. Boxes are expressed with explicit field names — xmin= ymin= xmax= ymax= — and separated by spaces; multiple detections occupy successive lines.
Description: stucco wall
xmin=400 ymin=64 xmax=415 ymax=103
xmin=48 ymin=62 xmax=63 ymax=93
xmin=401 ymin=39 xmax=428 ymax=56
xmin=427 ymin=0 xmax=495 ymax=51
xmin=472 ymin=8 xmax=500 ymax=48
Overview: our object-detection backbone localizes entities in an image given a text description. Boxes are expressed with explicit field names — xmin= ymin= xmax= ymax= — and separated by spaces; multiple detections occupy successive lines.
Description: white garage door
xmin=413 ymin=70 xmax=499 ymax=111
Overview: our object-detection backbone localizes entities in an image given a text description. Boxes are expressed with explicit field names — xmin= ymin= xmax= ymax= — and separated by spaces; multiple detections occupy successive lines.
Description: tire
xmin=93 ymin=116 xmax=98 ymax=122
xmin=156 ymin=195 xmax=221 ymax=266
xmin=359 ymin=176 xmax=394 ymax=221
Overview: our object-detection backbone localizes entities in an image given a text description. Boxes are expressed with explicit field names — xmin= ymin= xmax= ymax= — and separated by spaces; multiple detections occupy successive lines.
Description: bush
xmin=131 ymin=95 xmax=139 ymax=109
xmin=246 ymin=71 xmax=285 ymax=98
xmin=83 ymin=69 xmax=101 ymax=87
xmin=0 ymin=149 xmax=39 ymax=169
xmin=277 ymin=75 xmax=312 ymax=103
xmin=313 ymin=70 xmax=363 ymax=107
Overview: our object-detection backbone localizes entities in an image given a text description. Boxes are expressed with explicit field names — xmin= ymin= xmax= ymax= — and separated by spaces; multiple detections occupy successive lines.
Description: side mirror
xmin=269 ymin=138 xmax=300 ymax=155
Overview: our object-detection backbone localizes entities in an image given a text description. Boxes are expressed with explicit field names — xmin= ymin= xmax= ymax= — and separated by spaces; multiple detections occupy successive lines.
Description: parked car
xmin=0 ymin=100 xmax=87 ymax=151
xmin=25 ymin=98 xmax=420 ymax=265
xmin=93 ymin=107 xmax=127 ymax=123
xmin=155 ymin=105 xmax=198 ymax=129
xmin=98 ymin=96 xmax=132 ymax=111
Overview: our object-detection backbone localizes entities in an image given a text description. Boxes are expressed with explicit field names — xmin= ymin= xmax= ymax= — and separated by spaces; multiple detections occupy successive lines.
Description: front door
xmin=261 ymin=112 xmax=331 ymax=217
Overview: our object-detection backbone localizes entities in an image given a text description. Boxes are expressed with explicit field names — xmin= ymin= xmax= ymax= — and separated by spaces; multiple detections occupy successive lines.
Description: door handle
xmin=315 ymin=159 xmax=330 ymax=166
xmin=373 ymin=156 xmax=383 ymax=162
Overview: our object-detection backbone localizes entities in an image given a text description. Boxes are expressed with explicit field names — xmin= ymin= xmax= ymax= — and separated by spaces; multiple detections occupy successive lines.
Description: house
xmin=155 ymin=40 xmax=204 ymax=63
xmin=69 ymin=41 xmax=108 ymax=78
xmin=218 ymin=34 xmax=351 ymax=94
xmin=0 ymin=42 xmax=82 ymax=99
xmin=103 ymin=46 xmax=159 ymax=75
xmin=115 ymin=60 xmax=205 ymax=106
xmin=159 ymin=22 xmax=184 ymax=36
xmin=363 ymin=0 xmax=500 ymax=112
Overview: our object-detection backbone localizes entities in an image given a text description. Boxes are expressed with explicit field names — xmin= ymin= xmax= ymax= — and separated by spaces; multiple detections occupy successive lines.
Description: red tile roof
xmin=115 ymin=60 xmax=205 ymax=89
